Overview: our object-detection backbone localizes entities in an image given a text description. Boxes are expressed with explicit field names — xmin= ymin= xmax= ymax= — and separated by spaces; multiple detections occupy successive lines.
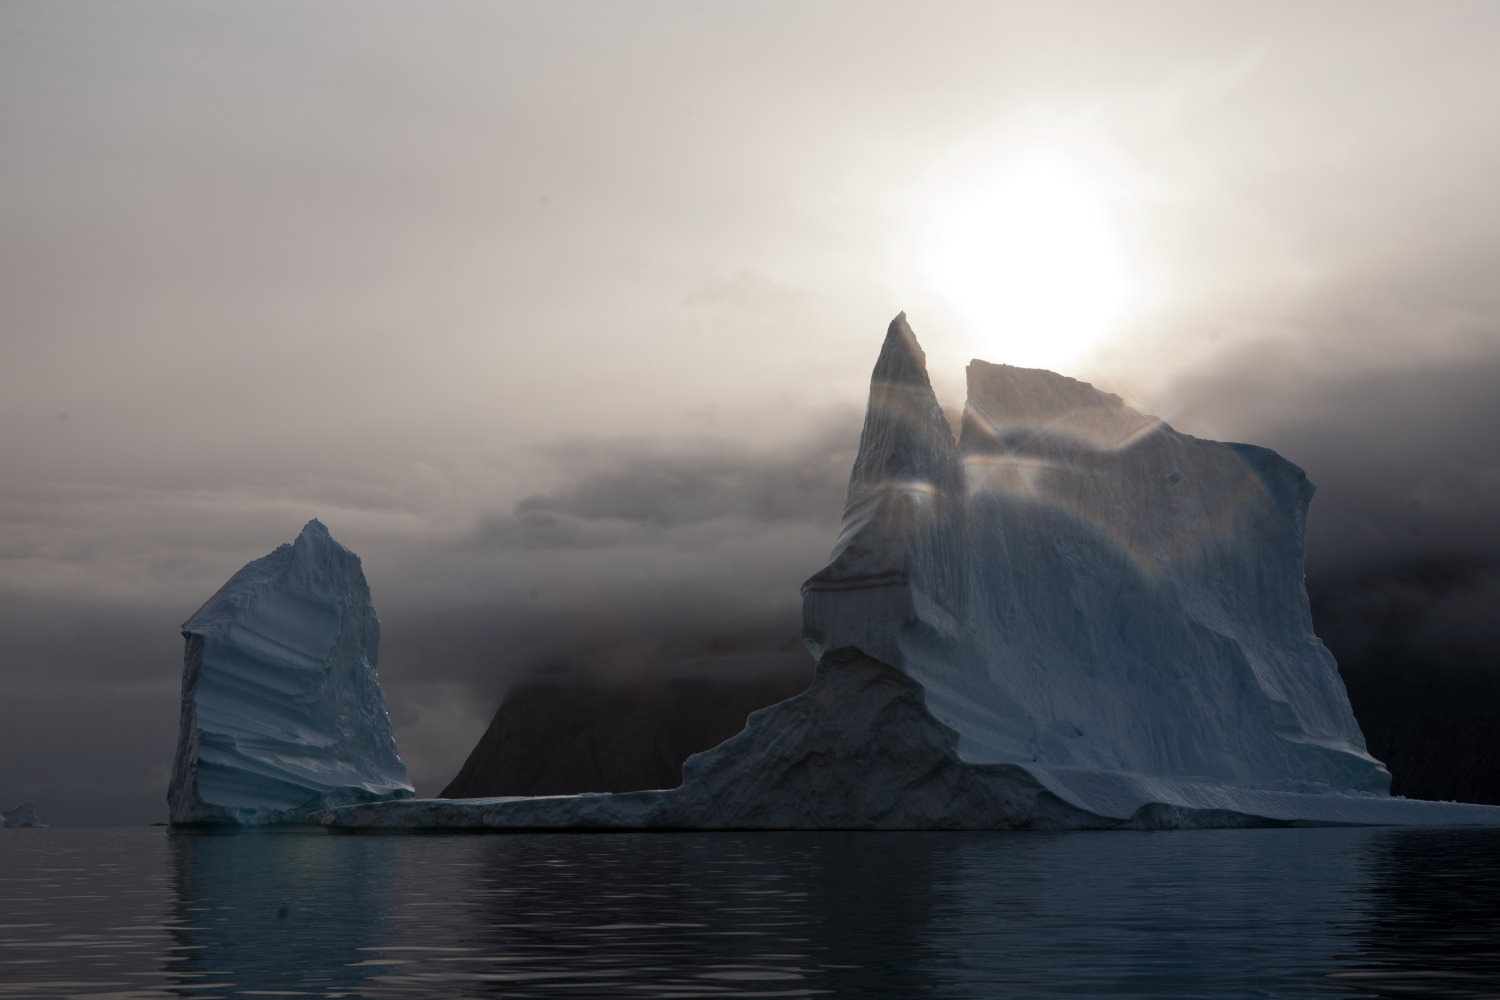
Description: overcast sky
xmin=4 ymin=1 xmax=1499 ymax=824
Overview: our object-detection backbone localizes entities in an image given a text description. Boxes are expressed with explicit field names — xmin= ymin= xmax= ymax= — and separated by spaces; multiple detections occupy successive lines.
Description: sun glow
xmin=914 ymin=146 xmax=1137 ymax=371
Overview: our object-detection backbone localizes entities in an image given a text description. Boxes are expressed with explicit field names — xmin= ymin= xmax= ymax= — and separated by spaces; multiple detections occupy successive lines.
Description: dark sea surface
xmin=2 ymin=825 xmax=1499 ymax=999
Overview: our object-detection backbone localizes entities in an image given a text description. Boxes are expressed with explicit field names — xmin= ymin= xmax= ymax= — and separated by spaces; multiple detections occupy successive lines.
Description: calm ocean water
xmin=2 ymin=825 xmax=1498 ymax=998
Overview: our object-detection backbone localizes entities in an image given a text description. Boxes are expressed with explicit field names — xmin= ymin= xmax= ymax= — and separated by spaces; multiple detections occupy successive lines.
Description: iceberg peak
xmin=870 ymin=311 xmax=927 ymax=386
xmin=803 ymin=314 xmax=964 ymax=661
xmin=168 ymin=520 xmax=412 ymax=826
xmin=849 ymin=313 xmax=957 ymax=486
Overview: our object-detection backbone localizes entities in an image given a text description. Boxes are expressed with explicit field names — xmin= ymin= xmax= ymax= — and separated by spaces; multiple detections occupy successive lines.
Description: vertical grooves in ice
xmin=804 ymin=318 xmax=1388 ymax=796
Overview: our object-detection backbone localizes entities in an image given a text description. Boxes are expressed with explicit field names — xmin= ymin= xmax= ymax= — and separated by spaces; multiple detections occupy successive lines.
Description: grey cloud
xmin=474 ymin=430 xmax=854 ymax=547
xmin=397 ymin=431 xmax=859 ymax=684
xmin=1309 ymin=563 xmax=1500 ymax=802
xmin=0 ymin=680 xmax=177 ymax=827
xmin=0 ymin=592 xmax=180 ymax=826
xmin=1313 ymin=566 xmax=1500 ymax=677
xmin=359 ymin=432 xmax=865 ymax=793
xmin=1157 ymin=343 xmax=1500 ymax=577
xmin=0 ymin=421 xmax=861 ymax=818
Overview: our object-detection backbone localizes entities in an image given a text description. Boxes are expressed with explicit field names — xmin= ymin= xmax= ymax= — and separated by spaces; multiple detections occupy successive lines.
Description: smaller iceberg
xmin=168 ymin=519 xmax=413 ymax=826
xmin=2 ymin=803 xmax=47 ymax=828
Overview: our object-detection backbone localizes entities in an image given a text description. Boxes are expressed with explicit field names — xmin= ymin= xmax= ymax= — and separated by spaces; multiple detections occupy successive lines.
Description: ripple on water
xmin=3 ymin=827 xmax=1500 ymax=998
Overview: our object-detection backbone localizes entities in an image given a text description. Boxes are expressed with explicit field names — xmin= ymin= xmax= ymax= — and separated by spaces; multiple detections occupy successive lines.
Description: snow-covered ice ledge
xmin=315 ymin=316 xmax=1500 ymax=832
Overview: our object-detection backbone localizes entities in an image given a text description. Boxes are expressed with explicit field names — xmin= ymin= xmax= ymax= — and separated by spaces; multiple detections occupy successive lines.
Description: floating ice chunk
xmin=1 ymin=803 xmax=46 ymax=828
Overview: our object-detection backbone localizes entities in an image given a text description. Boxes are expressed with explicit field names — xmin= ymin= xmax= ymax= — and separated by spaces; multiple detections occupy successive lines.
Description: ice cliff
xmin=802 ymin=314 xmax=1390 ymax=802
xmin=314 ymin=317 xmax=1500 ymax=830
xmin=168 ymin=519 xmax=413 ymax=826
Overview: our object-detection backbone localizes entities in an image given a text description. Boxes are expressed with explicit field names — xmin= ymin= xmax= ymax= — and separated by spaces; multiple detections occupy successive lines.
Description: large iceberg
xmin=169 ymin=519 xmax=413 ymax=826
xmin=313 ymin=317 xmax=1500 ymax=831
xmin=801 ymin=314 xmax=1390 ymax=803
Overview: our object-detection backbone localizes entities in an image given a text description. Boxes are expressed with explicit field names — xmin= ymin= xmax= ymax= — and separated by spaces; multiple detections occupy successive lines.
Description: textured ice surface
xmin=315 ymin=317 xmax=1500 ymax=831
xmin=169 ymin=520 xmax=413 ymax=825
xmin=803 ymin=314 xmax=1391 ymax=799
xmin=1 ymin=803 xmax=46 ymax=828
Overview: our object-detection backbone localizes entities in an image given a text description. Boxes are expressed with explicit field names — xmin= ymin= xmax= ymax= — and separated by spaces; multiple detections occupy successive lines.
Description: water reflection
xmin=167 ymin=831 xmax=399 ymax=997
xmin=6 ymin=825 xmax=1500 ymax=997
xmin=1332 ymin=828 xmax=1500 ymax=998
xmin=928 ymin=830 xmax=1367 ymax=997
xmin=444 ymin=833 xmax=946 ymax=997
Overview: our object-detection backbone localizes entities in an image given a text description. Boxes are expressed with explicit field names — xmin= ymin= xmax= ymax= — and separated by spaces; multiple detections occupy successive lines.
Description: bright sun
xmin=914 ymin=146 xmax=1136 ymax=371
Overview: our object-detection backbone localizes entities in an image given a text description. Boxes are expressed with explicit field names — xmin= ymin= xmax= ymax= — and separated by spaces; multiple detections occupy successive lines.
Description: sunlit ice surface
xmin=910 ymin=144 xmax=1140 ymax=372
xmin=959 ymin=419 xmax=1275 ymax=582
xmin=855 ymin=379 xmax=1277 ymax=584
